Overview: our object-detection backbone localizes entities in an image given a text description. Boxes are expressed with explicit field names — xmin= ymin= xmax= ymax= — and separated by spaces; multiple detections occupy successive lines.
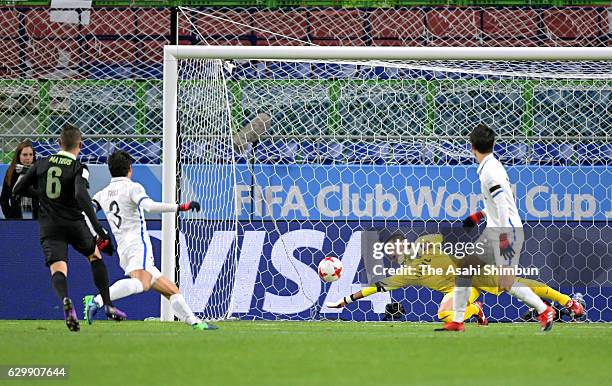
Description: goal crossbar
xmin=164 ymin=46 xmax=612 ymax=61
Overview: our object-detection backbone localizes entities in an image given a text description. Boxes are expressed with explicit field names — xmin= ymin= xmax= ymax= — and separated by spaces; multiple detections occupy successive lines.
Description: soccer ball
xmin=318 ymin=256 xmax=343 ymax=283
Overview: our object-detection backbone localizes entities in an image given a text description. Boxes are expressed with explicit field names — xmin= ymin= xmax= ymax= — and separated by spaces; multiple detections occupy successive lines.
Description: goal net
xmin=2 ymin=4 xmax=608 ymax=322
xmin=165 ymin=45 xmax=612 ymax=322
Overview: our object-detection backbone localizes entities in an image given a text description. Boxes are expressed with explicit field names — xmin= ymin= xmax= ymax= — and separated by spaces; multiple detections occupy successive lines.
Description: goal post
xmin=161 ymin=49 xmax=179 ymax=322
xmin=161 ymin=45 xmax=611 ymax=322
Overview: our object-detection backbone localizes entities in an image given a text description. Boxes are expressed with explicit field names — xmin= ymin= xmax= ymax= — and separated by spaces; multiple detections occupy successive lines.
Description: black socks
xmin=90 ymin=259 xmax=112 ymax=306
xmin=51 ymin=271 xmax=68 ymax=300
xmin=52 ymin=260 xmax=112 ymax=306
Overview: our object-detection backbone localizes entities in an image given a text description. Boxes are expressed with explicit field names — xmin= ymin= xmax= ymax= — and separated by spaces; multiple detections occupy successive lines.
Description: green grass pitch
xmin=2 ymin=320 xmax=611 ymax=386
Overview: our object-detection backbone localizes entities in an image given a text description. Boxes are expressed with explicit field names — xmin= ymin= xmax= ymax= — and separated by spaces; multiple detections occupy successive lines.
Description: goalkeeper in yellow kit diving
xmin=326 ymin=233 xmax=585 ymax=324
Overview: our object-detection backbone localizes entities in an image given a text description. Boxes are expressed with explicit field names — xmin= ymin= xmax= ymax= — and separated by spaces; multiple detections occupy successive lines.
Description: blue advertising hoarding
xmin=2 ymin=220 xmax=609 ymax=321
xmin=1 ymin=162 xmax=610 ymax=322
xmin=178 ymin=220 xmax=611 ymax=322
xmin=0 ymin=220 xmax=161 ymax=321
xmin=2 ymin=163 xmax=609 ymax=221
xmin=187 ymin=164 xmax=611 ymax=221
xmin=0 ymin=164 xmax=162 ymax=219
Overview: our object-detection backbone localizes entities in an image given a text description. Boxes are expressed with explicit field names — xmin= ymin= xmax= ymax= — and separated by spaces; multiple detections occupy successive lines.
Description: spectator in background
xmin=1 ymin=140 xmax=39 ymax=219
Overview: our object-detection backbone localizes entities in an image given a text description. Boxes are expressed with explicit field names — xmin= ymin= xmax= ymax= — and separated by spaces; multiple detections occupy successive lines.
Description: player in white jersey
xmin=83 ymin=150 xmax=217 ymax=330
xmin=438 ymin=124 xmax=555 ymax=332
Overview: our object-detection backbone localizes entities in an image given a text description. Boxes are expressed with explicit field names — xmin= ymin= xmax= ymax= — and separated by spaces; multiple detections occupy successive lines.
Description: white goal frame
xmin=161 ymin=45 xmax=612 ymax=321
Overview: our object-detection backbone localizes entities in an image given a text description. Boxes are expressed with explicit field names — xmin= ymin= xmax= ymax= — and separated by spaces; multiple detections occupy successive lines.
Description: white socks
xmin=94 ymin=278 xmax=144 ymax=307
xmin=452 ymin=286 xmax=472 ymax=323
xmin=92 ymin=281 xmax=200 ymax=325
xmin=170 ymin=294 xmax=200 ymax=325
xmin=508 ymin=284 xmax=548 ymax=314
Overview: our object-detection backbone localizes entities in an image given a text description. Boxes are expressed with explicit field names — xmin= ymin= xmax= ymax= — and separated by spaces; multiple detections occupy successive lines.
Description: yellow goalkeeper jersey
xmin=381 ymin=233 xmax=457 ymax=294
xmin=378 ymin=233 xmax=561 ymax=303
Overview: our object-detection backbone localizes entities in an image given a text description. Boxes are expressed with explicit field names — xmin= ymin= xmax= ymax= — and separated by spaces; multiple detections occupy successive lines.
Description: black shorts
xmin=39 ymin=219 xmax=96 ymax=267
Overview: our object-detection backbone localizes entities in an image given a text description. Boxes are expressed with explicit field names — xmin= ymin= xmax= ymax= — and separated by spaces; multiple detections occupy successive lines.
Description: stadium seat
xmin=597 ymin=144 xmax=612 ymax=166
xmin=79 ymin=140 xmax=110 ymax=164
xmin=252 ymin=10 xmax=309 ymax=41
xmin=309 ymin=9 xmax=365 ymax=40
xmin=346 ymin=142 xmax=389 ymax=165
xmin=495 ymin=143 xmax=529 ymax=165
xmin=576 ymin=143 xmax=612 ymax=166
xmin=392 ymin=143 xmax=423 ymax=165
xmin=87 ymin=63 xmax=134 ymax=80
xmin=301 ymin=141 xmax=344 ymax=164
xmin=543 ymin=9 xmax=603 ymax=39
xmin=233 ymin=143 xmax=251 ymax=165
xmin=482 ymin=9 xmax=540 ymax=38
xmin=267 ymin=62 xmax=310 ymax=79
xmin=0 ymin=10 xmax=20 ymax=38
xmin=0 ymin=41 xmax=18 ymax=68
xmin=319 ymin=142 xmax=345 ymax=164
xmin=122 ymin=141 xmax=161 ymax=164
xmin=300 ymin=141 xmax=317 ymax=163
xmin=180 ymin=140 xmax=206 ymax=164
xmin=558 ymin=143 xmax=574 ymax=164
xmin=195 ymin=10 xmax=253 ymax=37
xmin=363 ymin=66 xmax=400 ymax=80
xmin=178 ymin=140 xmax=237 ymax=164
xmin=85 ymin=9 xmax=135 ymax=36
xmin=439 ymin=142 xmax=472 ymax=165
xmin=530 ymin=143 xmax=556 ymax=165
xmin=420 ymin=144 xmax=436 ymax=165
xmin=231 ymin=61 xmax=263 ymax=80
xmin=255 ymin=140 xmax=298 ymax=164
xmin=211 ymin=140 xmax=249 ymax=164
xmin=530 ymin=143 xmax=574 ymax=166
xmin=370 ymin=9 xmax=424 ymax=40
xmin=134 ymin=62 xmax=162 ymax=79
xmin=136 ymin=9 xmax=169 ymax=36
xmin=31 ymin=140 xmax=58 ymax=158
xmin=312 ymin=63 xmax=359 ymax=79
xmin=427 ymin=9 xmax=480 ymax=39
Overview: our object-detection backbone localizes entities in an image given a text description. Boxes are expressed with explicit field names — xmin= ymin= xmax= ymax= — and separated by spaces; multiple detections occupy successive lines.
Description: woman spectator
xmin=1 ymin=140 xmax=39 ymax=219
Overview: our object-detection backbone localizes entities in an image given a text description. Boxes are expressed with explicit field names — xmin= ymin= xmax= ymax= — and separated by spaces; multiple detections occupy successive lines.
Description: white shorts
xmin=119 ymin=242 xmax=163 ymax=283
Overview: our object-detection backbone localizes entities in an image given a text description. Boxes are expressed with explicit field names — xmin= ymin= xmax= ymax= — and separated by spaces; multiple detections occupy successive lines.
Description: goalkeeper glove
xmin=178 ymin=201 xmax=201 ymax=212
xmin=463 ymin=211 xmax=485 ymax=228
xmin=499 ymin=233 xmax=515 ymax=261
xmin=96 ymin=230 xmax=115 ymax=256
xmin=325 ymin=296 xmax=352 ymax=309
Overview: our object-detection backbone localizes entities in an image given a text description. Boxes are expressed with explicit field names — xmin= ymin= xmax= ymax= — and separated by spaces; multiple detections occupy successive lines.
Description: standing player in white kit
xmin=438 ymin=124 xmax=555 ymax=332
xmin=83 ymin=150 xmax=218 ymax=330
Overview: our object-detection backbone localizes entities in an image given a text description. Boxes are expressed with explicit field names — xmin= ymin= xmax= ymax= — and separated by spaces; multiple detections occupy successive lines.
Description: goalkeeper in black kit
xmin=13 ymin=125 xmax=126 ymax=332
